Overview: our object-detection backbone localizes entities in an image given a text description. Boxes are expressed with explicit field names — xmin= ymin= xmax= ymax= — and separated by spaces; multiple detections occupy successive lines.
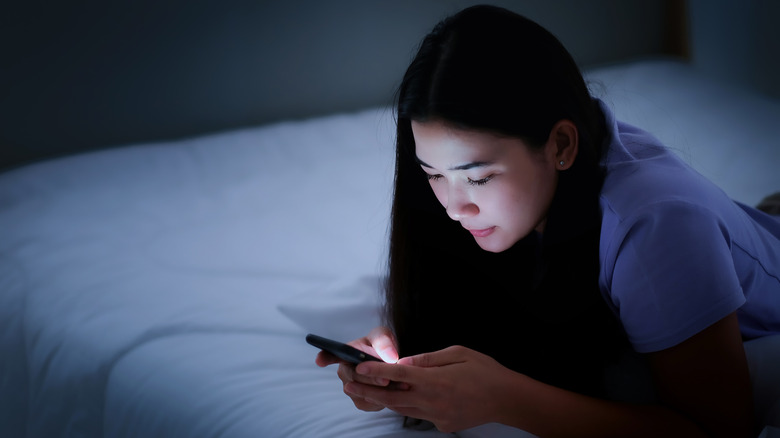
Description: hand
xmin=314 ymin=327 xmax=400 ymax=412
xmin=345 ymin=345 xmax=515 ymax=433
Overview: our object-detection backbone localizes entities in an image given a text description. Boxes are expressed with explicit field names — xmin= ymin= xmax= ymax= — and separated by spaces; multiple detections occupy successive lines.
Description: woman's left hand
xmin=344 ymin=345 xmax=515 ymax=433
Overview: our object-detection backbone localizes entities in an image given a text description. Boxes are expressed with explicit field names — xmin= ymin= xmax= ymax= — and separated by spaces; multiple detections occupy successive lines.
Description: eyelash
xmin=425 ymin=174 xmax=492 ymax=186
xmin=468 ymin=176 xmax=492 ymax=186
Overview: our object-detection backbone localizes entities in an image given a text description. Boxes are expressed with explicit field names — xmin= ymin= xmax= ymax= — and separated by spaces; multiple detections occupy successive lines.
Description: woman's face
xmin=412 ymin=120 xmax=560 ymax=253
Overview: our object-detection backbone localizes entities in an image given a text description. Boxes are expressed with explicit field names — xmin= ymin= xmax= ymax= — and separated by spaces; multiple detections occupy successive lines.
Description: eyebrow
xmin=415 ymin=157 xmax=493 ymax=171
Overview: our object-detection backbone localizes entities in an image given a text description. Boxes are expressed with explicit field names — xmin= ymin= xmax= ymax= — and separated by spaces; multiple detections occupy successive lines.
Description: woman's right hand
xmin=315 ymin=326 xmax=400 ymax=411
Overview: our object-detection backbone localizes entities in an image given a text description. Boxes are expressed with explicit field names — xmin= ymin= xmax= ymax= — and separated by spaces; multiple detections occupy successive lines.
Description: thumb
xmin=368 ymin=327 xmax=399 ymax=364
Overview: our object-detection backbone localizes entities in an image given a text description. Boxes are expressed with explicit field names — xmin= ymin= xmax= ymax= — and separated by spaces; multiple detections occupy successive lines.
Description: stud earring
xmin=559 ymin=160 xmax=565 ymax=167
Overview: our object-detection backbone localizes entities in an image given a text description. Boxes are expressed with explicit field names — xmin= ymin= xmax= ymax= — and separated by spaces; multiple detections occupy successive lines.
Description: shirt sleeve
xmin=605 ymin=200 xmax=746 ymax=353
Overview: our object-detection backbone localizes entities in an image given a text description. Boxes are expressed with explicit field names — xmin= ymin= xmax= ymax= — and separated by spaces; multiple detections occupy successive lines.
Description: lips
xmin=466 ymin=226 xmax=495 ymax=237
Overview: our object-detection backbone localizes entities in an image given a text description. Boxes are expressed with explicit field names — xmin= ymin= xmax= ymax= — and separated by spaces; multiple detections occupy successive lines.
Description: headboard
xmin=2 ymin=0 xmax=688 ymax=171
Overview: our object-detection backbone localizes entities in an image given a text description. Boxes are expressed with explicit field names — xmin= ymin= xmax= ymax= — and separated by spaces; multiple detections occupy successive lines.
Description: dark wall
xmin=688 ymin=0 xmax=780 ymax=99
xmin=1 ymin=0 xmax=672 ymax=171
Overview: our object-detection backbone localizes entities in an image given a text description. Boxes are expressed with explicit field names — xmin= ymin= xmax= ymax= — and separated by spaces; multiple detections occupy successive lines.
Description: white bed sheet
xmin=585 ymin=60 xmax=780 ymax=206
xmin=1 ymin=60 xmax=778 ymax=437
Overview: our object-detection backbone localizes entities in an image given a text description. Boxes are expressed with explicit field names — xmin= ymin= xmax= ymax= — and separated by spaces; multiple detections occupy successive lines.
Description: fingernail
xmin=374 ymin=377 xmax=389 ymax=386
xmin=379 ymin=347 xmax=398 ymax=363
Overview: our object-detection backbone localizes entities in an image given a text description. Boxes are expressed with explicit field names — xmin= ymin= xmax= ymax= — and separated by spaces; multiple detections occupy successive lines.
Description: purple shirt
xmin=598 ymin=101 xmax=780 ymax=353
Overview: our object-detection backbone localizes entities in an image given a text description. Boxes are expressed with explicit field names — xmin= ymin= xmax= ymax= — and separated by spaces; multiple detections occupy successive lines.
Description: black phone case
xmin=306 ymin=333 xmax=381 ymax=364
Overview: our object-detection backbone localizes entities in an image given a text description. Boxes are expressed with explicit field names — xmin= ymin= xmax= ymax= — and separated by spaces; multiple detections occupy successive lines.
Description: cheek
xmin=487 ymin=183 xmax=532 ymax=219
xmin=429 ymin=182 xmax=447 ymax=207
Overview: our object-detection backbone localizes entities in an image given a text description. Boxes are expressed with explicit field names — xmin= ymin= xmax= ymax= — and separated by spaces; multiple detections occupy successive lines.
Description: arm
xmin=645 ymin=312 xmax=754 ymax=437
xmin=496 ymin=313 xmax=754 ymax=437
xmin=349 ymin=313 xmax=754 ymax=437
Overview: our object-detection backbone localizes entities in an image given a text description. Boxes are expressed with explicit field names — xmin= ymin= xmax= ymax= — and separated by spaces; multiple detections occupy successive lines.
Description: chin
xmin=475 ymin=238 xmax=513 ymax=253
xmin=474 ymin=229 xmax=529 ymax=253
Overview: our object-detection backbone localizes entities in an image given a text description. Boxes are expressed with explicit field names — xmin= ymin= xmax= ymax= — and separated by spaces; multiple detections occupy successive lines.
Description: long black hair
xmin=385 ymin=5 xmax=626 ymax=396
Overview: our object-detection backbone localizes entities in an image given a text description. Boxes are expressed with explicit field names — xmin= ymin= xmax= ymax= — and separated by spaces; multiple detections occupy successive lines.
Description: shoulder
xmin=597 ymin=126 xmax=740 ymax=290
xmin=597 ymin=113 xmax=736 ymax=238
xmin=599 ymin=164 xmax=736 ymax=262
xmin=598 ymin=197 xmax=746 ymax=352
xmin=600 ymin=197 xmax=734 ymax=280
xmin=594 ymin=114 xmax=750 ymax=352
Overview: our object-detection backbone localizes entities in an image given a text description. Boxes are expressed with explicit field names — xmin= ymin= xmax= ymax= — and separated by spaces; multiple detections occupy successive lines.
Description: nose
xmin=445 ymin=185 xmax=479 ymax=221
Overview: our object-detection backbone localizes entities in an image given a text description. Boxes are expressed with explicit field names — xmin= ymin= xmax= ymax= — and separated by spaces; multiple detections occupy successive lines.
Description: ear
xmin=546 ymin=120 xmax=578 ymax=170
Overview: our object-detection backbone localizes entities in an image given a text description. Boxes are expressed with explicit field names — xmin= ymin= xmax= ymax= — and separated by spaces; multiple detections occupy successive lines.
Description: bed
xmin=2 ymin=4 xmax=780 ymax=438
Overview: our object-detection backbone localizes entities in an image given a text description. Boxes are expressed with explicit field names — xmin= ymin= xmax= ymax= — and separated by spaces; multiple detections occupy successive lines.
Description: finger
xmin=356 ymin=361 xmax=421 ymax=385
xmin=367 ymin=327 xmax=399 ymax=363
xmin=341 ymin=377 xmax=387 ymax=412
xmin=352 ymin=398 xmax=385 ymax=412
xmin=315 ymin=350 xmax=339 ymax=367
xmin=345 ymin=381 xmax=417 ymax=409
xmin=338 ymin=363 xmax=390 ymax=387
xmin=397 ymin=345 xmax=467 ymax=368
xmin=345 ymin=392 xmax=385 ymax=411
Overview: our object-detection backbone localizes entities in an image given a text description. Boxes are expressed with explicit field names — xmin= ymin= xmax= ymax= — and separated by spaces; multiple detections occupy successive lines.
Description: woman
xmin=316 ymin=5 xmax=780 ymax=437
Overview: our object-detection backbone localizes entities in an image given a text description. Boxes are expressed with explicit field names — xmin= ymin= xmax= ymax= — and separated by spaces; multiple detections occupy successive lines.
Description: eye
xmin=426 ymin=173 xmax=443 ymax=182
xmin=467 ymin=175 xmax=493 ymax=186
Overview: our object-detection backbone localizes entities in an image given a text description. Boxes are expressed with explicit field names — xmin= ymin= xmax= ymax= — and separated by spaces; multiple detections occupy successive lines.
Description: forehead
xmin=411 ymin=120 xmax=521 ymax=166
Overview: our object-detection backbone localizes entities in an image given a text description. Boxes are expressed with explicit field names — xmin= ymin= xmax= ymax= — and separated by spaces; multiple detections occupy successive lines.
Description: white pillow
xmin=277 ymin=276 xmax=384 ymax=342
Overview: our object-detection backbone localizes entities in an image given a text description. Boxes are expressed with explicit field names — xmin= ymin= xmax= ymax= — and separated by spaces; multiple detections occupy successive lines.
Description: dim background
xmin=1 ymin=0 xmax=778 ymax=172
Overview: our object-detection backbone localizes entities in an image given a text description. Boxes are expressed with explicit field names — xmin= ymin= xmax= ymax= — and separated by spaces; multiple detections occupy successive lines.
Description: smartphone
xmin=306 ymin=333 xmax=382 ymax=364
